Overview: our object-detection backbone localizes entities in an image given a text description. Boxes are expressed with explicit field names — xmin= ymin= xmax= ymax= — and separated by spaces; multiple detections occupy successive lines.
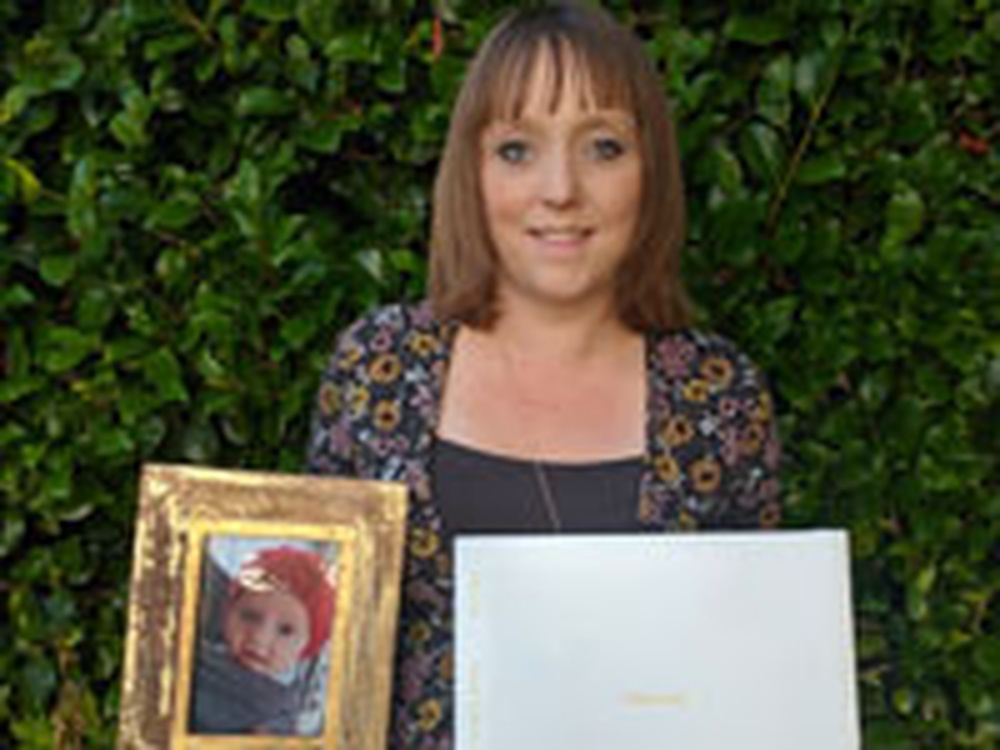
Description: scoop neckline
xmin=434 ymin=435 xmax=643 ymax=470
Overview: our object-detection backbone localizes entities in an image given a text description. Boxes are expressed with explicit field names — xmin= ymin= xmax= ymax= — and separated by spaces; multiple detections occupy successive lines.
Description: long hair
xmin=430 ymin=1 xmax=692 ymax=331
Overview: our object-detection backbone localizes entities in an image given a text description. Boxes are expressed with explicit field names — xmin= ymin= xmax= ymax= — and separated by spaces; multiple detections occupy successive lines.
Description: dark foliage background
xmin=1 ymin=1 xmax=997 ymax=747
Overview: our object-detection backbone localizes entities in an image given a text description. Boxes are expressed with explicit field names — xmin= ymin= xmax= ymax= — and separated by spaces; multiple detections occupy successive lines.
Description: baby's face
xmin=223 ymin=588 xmax=310 ymax=675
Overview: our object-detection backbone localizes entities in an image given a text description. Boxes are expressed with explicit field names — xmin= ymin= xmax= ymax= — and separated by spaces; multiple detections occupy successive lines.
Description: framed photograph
xmin=117 ymin=464 xmax=408 ymax=749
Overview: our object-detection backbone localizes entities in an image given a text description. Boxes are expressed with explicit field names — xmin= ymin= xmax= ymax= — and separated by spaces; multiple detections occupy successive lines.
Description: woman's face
xmin=223 ymin=588 xmax=311 ymax=676
xmin=480 ymin=52 xmax=641 ymax=317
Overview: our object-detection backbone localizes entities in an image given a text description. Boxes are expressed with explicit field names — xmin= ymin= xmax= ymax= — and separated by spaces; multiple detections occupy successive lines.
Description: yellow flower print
xmin=682 ymin=378 xmax=710 ymax=403
xmin=678 ymin=510 xmax=699 ymax=531
xmin=662 ymin=415 xmax=694 ymax=447
xmin=654 ymin=455 xmax=680 ymax=483
xmin=408 ymin=619 xmax=432 ymax=645
xmin=416 ymin=698 xmax=443 ymax=731
xmin=690 ymin=457 xmax=722 ymax=494
xmin=759 ymin=502 xmax=781 ymax=528
xmin=408 ymin=332 xmax=439 ymax=358
xmin=347 ymin=385 xmax=370 ymax=418
xmin=753 ymin=391 xmax=773 ymax=423
xmin=369 ymin=352 xmax=402 ymax=384
xmin=318 ymin=382 xmax=341 ymax=417
xmin=373 ymin=400 xmax=401 ymax=432
xmin=700 ymin=356 xmax=734 ymax=389
xmin=410 ymin=528 xmax=440 ymax=559
xmin=739 ymin=423 xmax=765 ymax=457
xmin=338 ymin=344 xmax=362 ymax=370
xmin=439 ymin=648 xmax=454 ymax=681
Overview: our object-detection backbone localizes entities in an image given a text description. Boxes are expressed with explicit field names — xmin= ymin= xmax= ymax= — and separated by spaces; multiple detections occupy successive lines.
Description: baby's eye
xmin=278 ymin=622 xmax=298 ymax=638
xmin=495 ymin=139 xmax=531 ymax=164
xmin=589 ymin=136 xmax=626 ymax=161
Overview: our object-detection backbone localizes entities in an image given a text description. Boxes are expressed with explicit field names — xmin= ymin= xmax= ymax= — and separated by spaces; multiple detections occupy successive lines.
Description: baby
xmin=190 ymin=544 xmax=336 ymax=736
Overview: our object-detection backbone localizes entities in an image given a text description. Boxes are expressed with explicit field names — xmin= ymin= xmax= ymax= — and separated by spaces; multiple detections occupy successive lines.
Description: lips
xmin=239 ymin=649 xmax=271 ymax=671
xmin=527 ymin=226 xmax=594 ymax=254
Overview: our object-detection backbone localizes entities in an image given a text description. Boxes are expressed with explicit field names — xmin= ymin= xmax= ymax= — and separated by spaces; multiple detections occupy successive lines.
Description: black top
xmin=432 ymin=438 xmax=645 ymax=542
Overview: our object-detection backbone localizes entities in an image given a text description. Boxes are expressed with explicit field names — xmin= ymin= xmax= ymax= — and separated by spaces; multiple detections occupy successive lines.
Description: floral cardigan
xmin=307 ymin=301 xmax=781 ymax=750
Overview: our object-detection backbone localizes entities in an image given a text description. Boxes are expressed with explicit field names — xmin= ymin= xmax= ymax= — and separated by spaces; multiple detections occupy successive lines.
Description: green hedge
xmin=1 ymin=1 xmax=996 ymax=747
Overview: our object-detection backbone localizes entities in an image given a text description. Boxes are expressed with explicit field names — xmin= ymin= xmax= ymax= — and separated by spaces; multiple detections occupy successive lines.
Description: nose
xmin=539 ymin=148 xmax=580 ymax=208
xmin=246 ymin=623 xmax=273 ymax=652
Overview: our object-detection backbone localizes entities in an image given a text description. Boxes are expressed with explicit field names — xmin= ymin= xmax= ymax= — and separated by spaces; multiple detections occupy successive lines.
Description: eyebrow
xmin=484 ymin=111 xmax=637 ymax=137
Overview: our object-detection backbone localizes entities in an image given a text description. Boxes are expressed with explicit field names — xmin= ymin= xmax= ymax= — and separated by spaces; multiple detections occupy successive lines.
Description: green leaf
xmin=296 ymin=0 xmax=338 ymax=43
xmin=121 ymin=0 xmax=173 ymax=27
xmin=377 ymin=56 xmax=407 ymax=94
xmin=104 ymin=336 xmax=151 ymax=364
xmin=723 ymin=13 xmax=789 ymax=46
xmin=109 ymin=111 xmax=147 ymax=148
xmin=0 ymin=85 xmax=31 ymax=124
xmin=740 ymin=122 xmax=786 ymax=187
xmin=236 ymin=87 xmax=296 ymax=117
xmin=757 ymin=53 xmax=792 ymax=127
xmin=323 ymin=29 xmax=375 ymax=63
xmin=797 ymin=152 xmax=846 ymax=185
xmin=19 ymin=37 xmax=85 ymax=92
xmin=755 ymin=297 xmax=798 ymax=342
xmin=38 ymin=255 xmax=77 ymax=287
xmin=881 ymin=181 xmax=925 ymax=253
xmin=279 ymin=315 xmax=319 ymax=351
xmin=0 ymin=517 xmax=26 ymax=558
xmin=0 ymin=375 xmax=44 ymax=403
xmin=142 ymin=348 xmax=189 ymax=403
xmin=4 ymin=158 xmax=42 ymax=202
xmin=295 ymin=119 xmax=345 ymax=154
xmin=0 ymin=284 xmax=36 ymax=310
xmin=109 ymin=87 xmax=153 ymax=149
xmin=143 ymin=31 xmax=199 ymax=61
xmin=244 ymin=0 xmax=296 ymax=21
xmin=67 ymin=155 xmax=99 ymax=240
xmin=45 ymin=0 xmax=95 ymax=30
xmin=146 ymin=191 xmax=201 ymax=230
xmin=155 ymin=248 xmax=190 ymax=284
xmin=794 ymin=49 xmax=830 ymax=107
xmin=93 ymin=428 xmax=135 ymax=460
xmin=38 ymin=327 xmax=97 ymax=373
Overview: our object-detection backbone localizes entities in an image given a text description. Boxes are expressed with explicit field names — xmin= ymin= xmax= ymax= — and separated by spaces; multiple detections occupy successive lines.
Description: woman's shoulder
xmin=648 ymin=327 xmax=769 ymax=390
xmin=335 ymin=299 xmax=442 ymax=343
xmin=317 ymin=299 xmax=453 ymax=396
xmin=324 ymin=300 xmax=450 ymax=362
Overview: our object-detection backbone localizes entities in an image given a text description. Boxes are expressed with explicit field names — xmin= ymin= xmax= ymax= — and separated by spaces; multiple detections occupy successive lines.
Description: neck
xmin=489 ymin=293 xmax=635 ymax=364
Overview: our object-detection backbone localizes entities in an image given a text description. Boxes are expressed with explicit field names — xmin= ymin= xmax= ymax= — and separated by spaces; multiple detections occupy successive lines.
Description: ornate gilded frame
xmin=117 ymin=464 xmax=408 ymax=749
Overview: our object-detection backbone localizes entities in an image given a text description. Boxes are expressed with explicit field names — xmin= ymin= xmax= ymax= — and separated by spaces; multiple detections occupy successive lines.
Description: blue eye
xmin=496 ymin=140 xmax=531 ymax=164
xmin=590 ymin=137 xmax=626 ymax=161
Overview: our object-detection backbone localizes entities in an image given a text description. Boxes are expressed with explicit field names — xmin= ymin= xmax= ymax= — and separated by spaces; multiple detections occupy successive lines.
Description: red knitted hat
xmin=231 ymin=545 xmax=337 ymax=660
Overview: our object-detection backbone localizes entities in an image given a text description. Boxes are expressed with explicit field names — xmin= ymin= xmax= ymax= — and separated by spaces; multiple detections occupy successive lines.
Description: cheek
xmin=222 ymin=612 xmax=242 ymax=645
xmin=277 ymin=637 xmax=307 ymax=665
xmin=606 ymin=168 xmax=641 ymax=220
xmin=481 ymin=170 xmax=528 ymax=228
xmin=599 ymin=180 xmax=641 ymax=248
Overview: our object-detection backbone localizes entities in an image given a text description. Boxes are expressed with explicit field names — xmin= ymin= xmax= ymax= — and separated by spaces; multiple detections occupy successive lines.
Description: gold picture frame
xmin=117 ymin=464 xmax=408 ymax=749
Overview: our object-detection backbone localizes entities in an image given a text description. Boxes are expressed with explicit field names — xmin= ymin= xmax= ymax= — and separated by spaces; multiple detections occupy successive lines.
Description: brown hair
xmin=429 ymin=1 xmax=692 ymax=331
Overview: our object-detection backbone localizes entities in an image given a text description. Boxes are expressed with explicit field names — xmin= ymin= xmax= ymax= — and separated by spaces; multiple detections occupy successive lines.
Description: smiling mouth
xmin=528 ymin=227 xmax=594 ymax=248
xmin=239 ymin=650 xmax=271 ymax=670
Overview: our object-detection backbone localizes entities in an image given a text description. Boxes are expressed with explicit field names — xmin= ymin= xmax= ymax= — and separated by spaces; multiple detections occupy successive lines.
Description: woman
xmin=308 ymin=3 xmax=781 ymax=747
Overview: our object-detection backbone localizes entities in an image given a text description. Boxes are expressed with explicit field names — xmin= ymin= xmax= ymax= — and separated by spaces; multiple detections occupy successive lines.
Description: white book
xmin=455 ymin=531 xmax=860 ymax=750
